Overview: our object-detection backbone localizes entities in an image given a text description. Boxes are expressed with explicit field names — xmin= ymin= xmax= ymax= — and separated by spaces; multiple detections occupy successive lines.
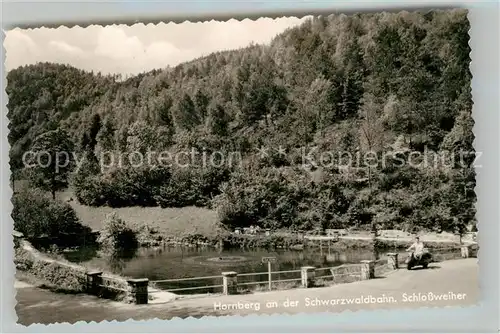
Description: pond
xmin=64 ymin=244 xmax=459 ymax=294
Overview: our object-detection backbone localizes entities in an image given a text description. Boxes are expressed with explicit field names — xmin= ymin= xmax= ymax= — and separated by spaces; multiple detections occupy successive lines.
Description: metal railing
xmin=315 ymin=263 xmax=362 ymax=283
xmin=236 ymin=269 xmax=302 ymax=289
xmin=149 ymin=269 xmax=307 ymax=294
xmin=157 ymin=284 xmax=224 ymax=293
xmin=146 ymin=249 xmax=469 ymax=295
xmin=150 ymin=274 xmax=223 ymax=294
xmin=98 ymin=284 xmax=129 ymax=293
xmin=148 ymin=262 xmax=370 ymax=294
xmin=151 ymin=274 xmax=223 ymax=283
xmin=373 ymin=258 xmax=387 ymax=266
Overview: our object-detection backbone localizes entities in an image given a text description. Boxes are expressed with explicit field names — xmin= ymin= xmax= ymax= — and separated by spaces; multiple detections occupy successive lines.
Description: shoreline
xmin=140 ymin=232 xmax=467 ymax=251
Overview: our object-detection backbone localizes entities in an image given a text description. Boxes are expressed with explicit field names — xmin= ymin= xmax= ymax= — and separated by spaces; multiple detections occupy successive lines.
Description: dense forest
xmin=7 ymin=9 xmax=476 ymax=235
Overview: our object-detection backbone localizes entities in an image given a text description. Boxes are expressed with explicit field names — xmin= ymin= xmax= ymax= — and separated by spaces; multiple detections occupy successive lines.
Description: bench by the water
xmin=234 ymin=227 xmax=271 ymax=236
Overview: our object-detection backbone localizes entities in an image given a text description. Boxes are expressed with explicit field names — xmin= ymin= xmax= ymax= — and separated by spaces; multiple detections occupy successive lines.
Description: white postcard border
xmin=1 ymin=1 xmax=498 ymax=332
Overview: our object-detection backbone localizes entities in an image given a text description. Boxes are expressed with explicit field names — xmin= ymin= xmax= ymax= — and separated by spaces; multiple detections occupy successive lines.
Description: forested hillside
xmin=7 ymin=9 xmax=476 ymax=234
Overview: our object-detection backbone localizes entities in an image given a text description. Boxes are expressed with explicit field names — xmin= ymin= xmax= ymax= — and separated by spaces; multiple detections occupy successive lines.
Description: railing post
xmin=360 ymin=260 xmax=375 ymax=280
xmin=461 ymin=244 xmax=470 ymax=258
xmin=301 ymin=266 xmax=316 ymax=288
xmin=222 ymin=271 xmax=238 ymax=295
xmin=127 ymin=278 xmax=149 ymax=304
xmin=86 ymin=271 xmax=103 ymax=295
xmin=387 ymin=253 xmax=399 ymax=270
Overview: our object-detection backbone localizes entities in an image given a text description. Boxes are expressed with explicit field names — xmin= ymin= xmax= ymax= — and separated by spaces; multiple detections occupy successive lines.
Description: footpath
xmin=15 ymin=258 xmax=478 ymax=325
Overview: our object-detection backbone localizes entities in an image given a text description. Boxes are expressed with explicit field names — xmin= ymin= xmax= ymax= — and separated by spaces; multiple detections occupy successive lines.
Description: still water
xmin=65 ymin=244 xmax=409 ymax=293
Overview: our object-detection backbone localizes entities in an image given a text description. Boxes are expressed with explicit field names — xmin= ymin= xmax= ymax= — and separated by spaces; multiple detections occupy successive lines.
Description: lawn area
xmin=55 ymin=189 xmax=222 ymax=239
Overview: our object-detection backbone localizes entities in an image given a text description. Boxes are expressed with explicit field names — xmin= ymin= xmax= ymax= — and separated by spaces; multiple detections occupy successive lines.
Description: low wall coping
xmin=86 ymin=271 xmax=103 ymax=276
xmin=301 ymin=266 xmax=316 ymax=270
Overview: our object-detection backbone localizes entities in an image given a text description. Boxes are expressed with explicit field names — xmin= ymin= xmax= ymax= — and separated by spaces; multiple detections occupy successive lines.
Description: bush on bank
xmin=15 ymin=246 xmax=87 ymax=293
xmin=170 ymin=232 xmax=376 ymax=250
xmin=11 ymin=189 xmax=94 ymax=248
xmin=98 ymin=213 xmax=139 ymax=258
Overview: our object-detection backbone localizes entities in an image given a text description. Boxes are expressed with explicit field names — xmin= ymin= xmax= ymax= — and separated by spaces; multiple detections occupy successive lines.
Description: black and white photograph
xmin=5 ymin=8 xmax=479 ymax=325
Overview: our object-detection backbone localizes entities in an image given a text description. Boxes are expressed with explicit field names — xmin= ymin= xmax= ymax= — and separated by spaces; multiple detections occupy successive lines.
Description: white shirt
xmin=409 ymin=241 xmax=424 ymax=254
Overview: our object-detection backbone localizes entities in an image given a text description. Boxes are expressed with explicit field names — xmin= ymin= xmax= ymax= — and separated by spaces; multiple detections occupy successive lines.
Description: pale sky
xmin=4 ymin=17 xmax=308 ymax=76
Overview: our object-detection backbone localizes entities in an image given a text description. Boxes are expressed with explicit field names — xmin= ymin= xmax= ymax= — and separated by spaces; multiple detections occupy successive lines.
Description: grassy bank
xmin=56 ymin=189 xmax=223 ymax=244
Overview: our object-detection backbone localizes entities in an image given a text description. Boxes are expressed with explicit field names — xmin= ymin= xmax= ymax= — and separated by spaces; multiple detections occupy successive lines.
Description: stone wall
xmin=14 ymin=233 xmax=131 ymax=302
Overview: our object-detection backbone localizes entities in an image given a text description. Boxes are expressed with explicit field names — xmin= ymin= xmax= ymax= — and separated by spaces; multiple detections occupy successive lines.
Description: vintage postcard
xmin=5 ymin=8 xmax=479 ymax=326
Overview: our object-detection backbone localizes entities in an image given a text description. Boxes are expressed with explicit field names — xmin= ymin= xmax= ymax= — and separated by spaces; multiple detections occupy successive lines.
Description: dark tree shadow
xmin=62 ymin=244 xmax=99 ymax=262
xmin=408 ymin=265 xmax=441 ymax=271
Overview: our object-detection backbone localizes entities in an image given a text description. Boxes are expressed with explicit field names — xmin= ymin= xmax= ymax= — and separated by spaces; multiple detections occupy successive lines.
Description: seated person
xmin=406 ymin=236 xmax=425 ymax=260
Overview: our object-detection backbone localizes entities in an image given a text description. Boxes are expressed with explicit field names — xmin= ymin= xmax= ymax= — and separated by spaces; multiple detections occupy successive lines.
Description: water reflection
xmin=62 ymin=244 xmax=99 ymax=262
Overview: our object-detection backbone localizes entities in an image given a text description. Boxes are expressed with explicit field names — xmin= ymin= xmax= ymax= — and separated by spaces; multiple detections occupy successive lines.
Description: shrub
xmin=98 ymin=212 xmax=139 ymax=258
xmin=219 ymin=233 xmax=305 ymax=250
xmin=11 ymin=189 xmax=93 ymax=247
